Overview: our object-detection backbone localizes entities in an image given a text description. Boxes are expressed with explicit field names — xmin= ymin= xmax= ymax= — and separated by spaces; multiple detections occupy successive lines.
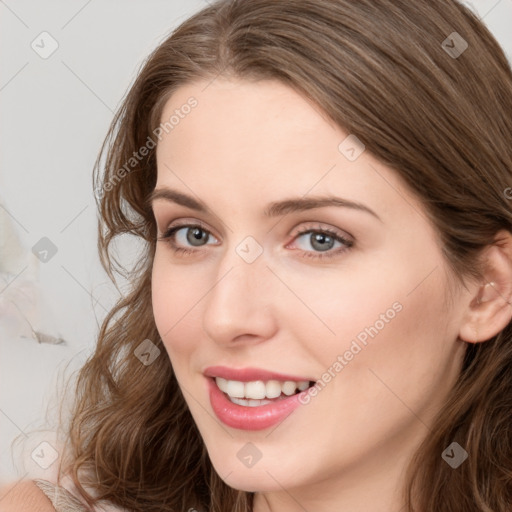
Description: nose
xmin=201 ymin=244 xmax=278 ymax=346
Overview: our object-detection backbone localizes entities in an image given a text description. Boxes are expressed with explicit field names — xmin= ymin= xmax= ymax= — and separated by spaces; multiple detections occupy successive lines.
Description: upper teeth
xmin=215 ymin=377 xmax=310 ymax=399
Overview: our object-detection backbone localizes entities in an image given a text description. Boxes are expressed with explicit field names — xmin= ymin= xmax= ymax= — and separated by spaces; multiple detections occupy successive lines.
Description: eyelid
xmin=159 ymin=218 xmax=218 ymax=240
xmin=157 ymin=218 xmax=354 ymax=262
xmin=158 ymin=220 xmax=351 ymax=245
xmin=285 ymin=224 xmax=354 ymax=260
xmin=287 ymin=221 xmax=353 ymax=243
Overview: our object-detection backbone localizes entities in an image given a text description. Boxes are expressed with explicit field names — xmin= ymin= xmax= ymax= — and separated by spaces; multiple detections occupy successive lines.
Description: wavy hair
xmin=53 ymin=0 xmax=512 ymax=510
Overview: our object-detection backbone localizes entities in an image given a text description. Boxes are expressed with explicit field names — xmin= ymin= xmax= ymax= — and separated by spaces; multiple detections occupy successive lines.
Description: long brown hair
xmin=53 ymin=0 xmax=512 ymax=510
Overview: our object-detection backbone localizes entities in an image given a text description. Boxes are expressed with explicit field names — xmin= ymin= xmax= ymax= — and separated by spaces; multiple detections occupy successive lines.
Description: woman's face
xmin=151 ymin=78 xmax=468 ymax=500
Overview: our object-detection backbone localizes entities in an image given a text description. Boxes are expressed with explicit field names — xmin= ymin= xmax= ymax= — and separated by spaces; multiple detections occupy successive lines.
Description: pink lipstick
xmin=204 ymin=366 xmax=313 ymax=431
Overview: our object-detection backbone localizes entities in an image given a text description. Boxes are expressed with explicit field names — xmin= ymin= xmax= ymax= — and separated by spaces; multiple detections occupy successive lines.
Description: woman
xmin=3 ymin=0 xmax=512 ymax=510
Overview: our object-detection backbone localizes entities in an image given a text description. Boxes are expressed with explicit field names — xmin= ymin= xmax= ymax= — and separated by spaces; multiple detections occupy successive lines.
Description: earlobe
xmin=458 ymin=230 xmax=512 ymax=344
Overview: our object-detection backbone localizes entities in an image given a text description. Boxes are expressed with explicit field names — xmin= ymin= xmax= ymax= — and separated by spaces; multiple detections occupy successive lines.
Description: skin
xmin=150 ymin=78 xmax=512 ymax=511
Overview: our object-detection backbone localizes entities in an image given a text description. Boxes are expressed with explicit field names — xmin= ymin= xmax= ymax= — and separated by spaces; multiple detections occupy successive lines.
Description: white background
xmin=0 ymin=0 xmax=511 ymax=485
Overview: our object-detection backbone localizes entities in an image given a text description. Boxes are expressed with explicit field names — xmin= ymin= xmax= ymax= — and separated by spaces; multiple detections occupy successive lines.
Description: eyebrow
xmin=148 ymin=187 xmax=382 ymax=222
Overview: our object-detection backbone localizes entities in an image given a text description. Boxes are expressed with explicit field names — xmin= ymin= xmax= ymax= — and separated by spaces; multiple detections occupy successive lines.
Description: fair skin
xmin=0 ymin=480 xmax=56 ymax=511
xmin=150 ymin=78 xmax=512 ymax=512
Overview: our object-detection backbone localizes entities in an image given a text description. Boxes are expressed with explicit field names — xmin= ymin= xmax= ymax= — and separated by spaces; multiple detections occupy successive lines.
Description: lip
xmin=206 ymin=376 xmax=308 ymax=430
xmin=203 ymin=365 xmax=313 ymax=382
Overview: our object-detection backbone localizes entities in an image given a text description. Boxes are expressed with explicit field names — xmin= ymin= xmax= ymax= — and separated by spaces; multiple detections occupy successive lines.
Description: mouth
xmin=214 ymin=376 xmax=315 ymax=406
xmin=204 ymin=367 xmax=316 ymax=430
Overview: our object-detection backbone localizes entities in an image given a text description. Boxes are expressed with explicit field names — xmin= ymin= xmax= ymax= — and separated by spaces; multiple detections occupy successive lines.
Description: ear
xmin=458 ymin=229 xmax=512 ymax=344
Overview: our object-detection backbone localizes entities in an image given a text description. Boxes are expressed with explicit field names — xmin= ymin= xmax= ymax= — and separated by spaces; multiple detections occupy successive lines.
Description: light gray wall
xmin=1 ymin=0 xmax=511 ymax=485
xmin=0 ymin=0 xmax=207 ymax=485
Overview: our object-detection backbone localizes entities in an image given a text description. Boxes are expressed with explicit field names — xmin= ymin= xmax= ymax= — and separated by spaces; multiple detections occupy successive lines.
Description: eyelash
xmin=156 ymin=222 xmax=354 ymax=260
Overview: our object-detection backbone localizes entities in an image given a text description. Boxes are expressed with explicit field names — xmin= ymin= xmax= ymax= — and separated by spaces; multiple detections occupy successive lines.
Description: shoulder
xmin=0 ymin=479 xmax=56 ymax=512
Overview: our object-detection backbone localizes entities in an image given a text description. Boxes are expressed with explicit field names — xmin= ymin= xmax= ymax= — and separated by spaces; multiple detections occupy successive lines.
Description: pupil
xmin=311 ymin=233 xmax=333 ymax=252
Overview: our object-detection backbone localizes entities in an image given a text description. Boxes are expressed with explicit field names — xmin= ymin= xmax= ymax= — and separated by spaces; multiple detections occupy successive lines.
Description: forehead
xmin=157 ymin=77 xmax=338 ymax=162
xmin=158 ymin=79 xmax=345 ymax=184
xmin=153 ymin=78 xmax=421 ymax=229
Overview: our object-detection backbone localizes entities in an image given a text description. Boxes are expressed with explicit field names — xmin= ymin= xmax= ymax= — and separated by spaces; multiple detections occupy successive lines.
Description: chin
xmin=204 ymin=439 xmax=311 ymax=493
xmin=212 ymin=465 xmax=289 ymax=493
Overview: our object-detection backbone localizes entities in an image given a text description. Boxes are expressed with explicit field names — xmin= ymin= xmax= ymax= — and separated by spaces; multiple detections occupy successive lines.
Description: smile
xmin=204 ymin=367 xmax=315 ymax=430
xmin=216 ymin=377 xmax=311 ymax=405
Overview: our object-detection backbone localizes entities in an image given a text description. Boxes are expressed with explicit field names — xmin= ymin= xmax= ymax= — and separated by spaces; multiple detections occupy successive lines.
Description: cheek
xmin=326 ymin=269 xmax=454 ymax=416
xmin=151 ymin=255 xmax=206 ymax=358
xmin=287 ymin=249 xmax=449 ymax=381
xmin=275 ymin=258 xmax=405 ymax=359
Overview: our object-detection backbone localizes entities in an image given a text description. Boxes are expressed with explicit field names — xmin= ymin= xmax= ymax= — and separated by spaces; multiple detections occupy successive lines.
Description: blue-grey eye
xmin=177 ymin=226 xmax=210 ymax=247
xmin=295 ymin=231 xmax=342 ymax=252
